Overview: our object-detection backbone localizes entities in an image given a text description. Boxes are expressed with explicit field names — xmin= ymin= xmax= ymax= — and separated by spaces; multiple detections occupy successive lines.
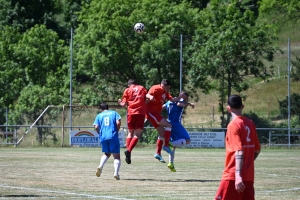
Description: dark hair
xmin=228 ymin=94 xmax=243 ymax=109
xmin=128 ymin=79 xmax=137 ymax=85
xmin=180 ymin=91 xmax=189 ymax=96
xmin=99 ymin=102 xmax=109 ymax=110
xmin=161 ymin=79 xmax=171 ymax=86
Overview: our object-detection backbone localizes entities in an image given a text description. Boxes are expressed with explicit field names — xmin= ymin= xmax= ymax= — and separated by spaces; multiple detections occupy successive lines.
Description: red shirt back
xmin=222 ymin=116 xmax=261 ymax=181
xmin=146 ymin=84 xmax=173 ymax=113
xmin=121 ymin=84 xmax=147 ymax=115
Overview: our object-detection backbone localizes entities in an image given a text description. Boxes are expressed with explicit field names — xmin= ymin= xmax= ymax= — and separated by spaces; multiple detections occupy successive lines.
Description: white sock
xmin=114 ymin=159 xmax=121 ymax=175
xmin=99 ymin=154 xmax=109 ymax=168
xmin=169 ymin=148 xmax=176 ymax=163
xmin=172 ymin=139 xmax=186 ymax=147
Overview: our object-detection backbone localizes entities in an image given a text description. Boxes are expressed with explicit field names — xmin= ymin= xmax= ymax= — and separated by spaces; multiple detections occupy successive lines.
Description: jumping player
xmin=163 ymin=91 xmax=194 ymax=172
xmin=118 ymin=79 xmax=147 ymax=164
xmin=93 ymin=103 xmax=122 ymax=180
xmin=146 ymin=79 xmax=185 ymax=163
xmin=214 ymin=94 xmax=261 ymax=200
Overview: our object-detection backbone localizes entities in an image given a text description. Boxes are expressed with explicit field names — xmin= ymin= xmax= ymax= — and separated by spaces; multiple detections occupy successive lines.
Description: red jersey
xmin=146 ymin=84 xmax=173 ymax=113
xmin=222 ymin=116 xmax=260 ymax=181
xmin=121 ymin=84 xmax=147 ymax=115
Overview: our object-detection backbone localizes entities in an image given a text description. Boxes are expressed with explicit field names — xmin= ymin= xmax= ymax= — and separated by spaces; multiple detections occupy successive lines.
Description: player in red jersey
xmin=146 ymin=79 xmax=186 ymax=163
xmin=118 ymin=79 xmax=148 ymax=164
xmin=214 ymin=94 xmax=261 ymax=200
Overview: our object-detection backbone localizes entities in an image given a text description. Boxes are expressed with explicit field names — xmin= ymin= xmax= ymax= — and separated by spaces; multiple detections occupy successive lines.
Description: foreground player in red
xmin=118 ymin=79 xmax=147 ymax=164
xmin=214 ymin=94 xmax=261 ymax=200
xmin=146 ymin=79 xmax=185 ymax=163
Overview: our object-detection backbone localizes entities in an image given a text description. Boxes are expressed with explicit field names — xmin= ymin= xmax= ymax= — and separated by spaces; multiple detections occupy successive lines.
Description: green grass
xmin=0 ymin=148 xmax=299 ymax=200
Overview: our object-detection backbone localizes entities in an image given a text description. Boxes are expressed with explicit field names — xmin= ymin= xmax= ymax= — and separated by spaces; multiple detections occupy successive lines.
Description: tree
xmin=278 ymin=93 xmax=300 ymax=119
xmin=187 ymin=0 xmax=278 ymax=127
xmin=0 ymin=0 xmax=62 ymax=32
xmin=291 ymin=55 xmax=300 ymax=82
xmin=259 ymin=0 xmax=300 ymax=24
xmin=0 ymin=26 xmax=23 ymax=108
xmin=74 ymin=0 xmax=200 ymax=100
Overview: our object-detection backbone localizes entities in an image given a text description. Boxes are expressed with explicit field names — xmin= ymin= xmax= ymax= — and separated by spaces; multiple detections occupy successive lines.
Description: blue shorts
xmin=101 ymin=138 xmax=120 ymax=154
xmin=170 ymin=122 xmax=190 ymax=142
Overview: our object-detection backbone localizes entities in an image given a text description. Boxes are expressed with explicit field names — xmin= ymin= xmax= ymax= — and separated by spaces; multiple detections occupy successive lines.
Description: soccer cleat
xmin=168 ymin=163 xmax=176 ymax=172
xmin=114 ymin=174 xmax=120 ymax=180
xmin=96 ymin=167 xmax=102 ymax=177
xmin=154 ymin=154 xmax=166 ymax=163
xmin=163 ymin=146 xmax=173 ymax=155
xmin=124 ymin=150 xmax=131 ymax=164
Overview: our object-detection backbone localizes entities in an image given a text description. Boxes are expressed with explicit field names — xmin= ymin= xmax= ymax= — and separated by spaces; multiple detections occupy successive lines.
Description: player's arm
xmin=235 ymin=150 xmax=245 ymax=193
xmin=177 ymin=101 xmax=195 ymax=108
xmin=118 ymin=99 xmax=127 ymax=107
xmin=94 ymin=125 xmax=100 ymax=134
xmin=116 ymin=119 xmax=121 ymax=132
xmin=146 ymin=93 xmax=154 ymax=101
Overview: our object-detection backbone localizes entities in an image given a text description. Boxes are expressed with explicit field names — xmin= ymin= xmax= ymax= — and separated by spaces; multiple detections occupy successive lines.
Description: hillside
xmin=184 ymin=22 xmax=300 ymax=127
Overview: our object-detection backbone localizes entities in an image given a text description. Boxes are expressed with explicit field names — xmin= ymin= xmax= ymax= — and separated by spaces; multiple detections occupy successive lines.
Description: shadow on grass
xmin=123 ymin=178 xmax=220 ymax=182
xmin=0 ymin=195 xmax=51 ymax=197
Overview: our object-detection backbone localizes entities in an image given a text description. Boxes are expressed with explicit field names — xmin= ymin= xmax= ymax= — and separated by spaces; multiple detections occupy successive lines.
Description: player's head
xmin=128 ymin=79 xmax=137 ymax=86
xmin=99 ymin=102 xmax=109 ymax=111
xmin=227 ymin=94 xmax=244 ymax=113
xmin=179 ymin=91 xmax=189 ymax=101
xmin=161 ymin=79 xmax=171 ymax=92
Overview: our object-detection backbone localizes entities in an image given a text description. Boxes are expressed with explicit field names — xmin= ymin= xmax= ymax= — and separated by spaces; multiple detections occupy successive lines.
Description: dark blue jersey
xmin=164 ymin=100 xmax=185 ymax=123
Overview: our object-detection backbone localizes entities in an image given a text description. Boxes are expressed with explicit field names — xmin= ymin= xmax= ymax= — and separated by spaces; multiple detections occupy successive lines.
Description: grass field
xmin=0 ymin=147 xmax=299 ymax=200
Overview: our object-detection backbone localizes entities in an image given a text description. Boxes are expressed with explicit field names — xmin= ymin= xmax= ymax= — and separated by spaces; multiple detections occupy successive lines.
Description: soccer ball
xmin=134 ymin=23 xmax=145 ymax=34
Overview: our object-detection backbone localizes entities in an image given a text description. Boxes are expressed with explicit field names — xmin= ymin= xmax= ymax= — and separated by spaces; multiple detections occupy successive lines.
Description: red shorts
xmin=127 ymin=114 xmax=145 ymax=130
xmin=145 ymin=112 xmax=163 ymax=128
xmin=214 ymin=180 xmax=254 ymax=200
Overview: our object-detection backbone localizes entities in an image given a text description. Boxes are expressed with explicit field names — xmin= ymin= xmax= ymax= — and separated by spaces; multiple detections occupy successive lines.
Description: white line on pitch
xmin=0 ymin=184 xmax=135 ymax=200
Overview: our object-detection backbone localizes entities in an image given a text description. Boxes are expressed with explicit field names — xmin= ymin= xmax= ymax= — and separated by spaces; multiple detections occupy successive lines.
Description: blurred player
xmin=214 ymin=94 xmax=261 ymax=200
xmin=163 ymin=91 xmax=194 ymax=172
xmin=93 ymin=102 xmax=122 ymax=180
xmin=118 ymin=79 xmax=147 ymax=164
xmin=146 ymin=79 xmax=185 ymax=163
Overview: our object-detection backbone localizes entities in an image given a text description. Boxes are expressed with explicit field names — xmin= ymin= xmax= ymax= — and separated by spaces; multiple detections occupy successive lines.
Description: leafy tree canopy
xmin=187 ymin=0 xmax=278 ymax=126
xmin=74 ymin=0 xmax=200 ymax=100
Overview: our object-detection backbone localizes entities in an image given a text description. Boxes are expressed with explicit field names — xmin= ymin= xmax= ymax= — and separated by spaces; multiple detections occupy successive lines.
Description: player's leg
xmin=124 ymin=128 xmax=134 ymax=164
xmin=170 ymin=124 xmax=190 ymax=147
xmin=96 ymin=140 xmax=111 ymax=177
xmin=146 ymin=112 xmax=166 ymax=163
xmin=168 ymin=146 xmax=176 ymax=172
xmin=153 ymin=125 xmax=166 ymax=162
xmin=111 ymin=138 xmax=121 ymax=180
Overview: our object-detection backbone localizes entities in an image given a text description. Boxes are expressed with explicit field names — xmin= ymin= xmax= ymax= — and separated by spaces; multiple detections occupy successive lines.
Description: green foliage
xmin=187 ymin=0 xmax=278 ymax=127
xmin=291 ymin=55 xmax=300 ymax=82
xmin=259 ymin=0 xmax=300 ymax=24
xmin=74 ymin=0 xmax=200 ymax=100
xmin=278 ymin=93 xmax=300 ymax=118
xmin=0 ymin=0 xmax=61 ymax=32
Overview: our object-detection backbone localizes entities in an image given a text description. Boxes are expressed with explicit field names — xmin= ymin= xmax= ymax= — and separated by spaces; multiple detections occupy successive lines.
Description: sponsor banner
xmin=186 ymin=132 xmax=225 ymax=148
xmin=70 ymin=130 xmax=125 ymax=147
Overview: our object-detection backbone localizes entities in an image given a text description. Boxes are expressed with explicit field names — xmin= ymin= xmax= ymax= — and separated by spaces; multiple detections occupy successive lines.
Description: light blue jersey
xmin=93 ymin=110 xmax=121 ymax=142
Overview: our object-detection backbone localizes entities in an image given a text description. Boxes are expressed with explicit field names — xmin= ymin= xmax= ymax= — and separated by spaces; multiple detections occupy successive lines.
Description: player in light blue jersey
xmin=93 ymin=102 xmax=122 ymax=180
xmin=163 ymin=91 xmax=194 ymax=172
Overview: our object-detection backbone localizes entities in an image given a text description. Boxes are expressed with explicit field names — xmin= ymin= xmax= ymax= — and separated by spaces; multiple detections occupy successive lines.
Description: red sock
xmin=128 ymin=137 xmax=139 ymax=152
xmin=164 ymin=130 xmax=171 ymax=147
xmin=126 ymin=137 xmax=132 ymax=151
xmin=156 ymin=139 xmax=163 ymax=155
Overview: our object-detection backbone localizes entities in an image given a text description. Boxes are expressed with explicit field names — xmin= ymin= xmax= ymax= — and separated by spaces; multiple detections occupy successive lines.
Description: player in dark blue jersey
xmin=93 ymin=103 xmax=122 ymax=180
xmin=163 ymin=91 xmax=194 ymax=172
